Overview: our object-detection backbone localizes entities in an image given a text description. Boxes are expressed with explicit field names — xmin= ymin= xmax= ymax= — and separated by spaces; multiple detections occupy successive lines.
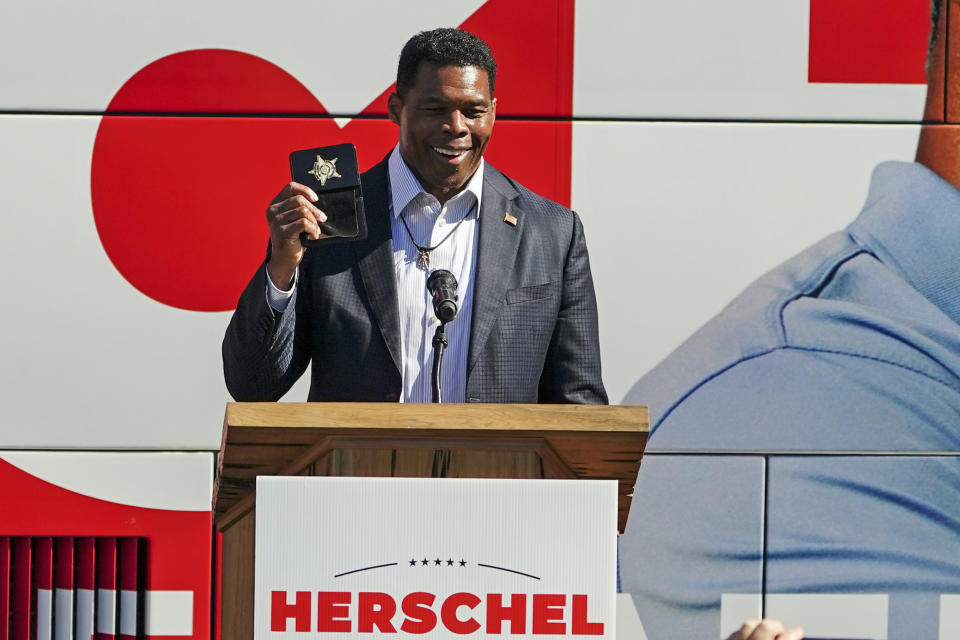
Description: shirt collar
xmin=388 ymin=144 xmax=484 ymax=218
xmin=848 ymin=161 xmax=960 ymax=325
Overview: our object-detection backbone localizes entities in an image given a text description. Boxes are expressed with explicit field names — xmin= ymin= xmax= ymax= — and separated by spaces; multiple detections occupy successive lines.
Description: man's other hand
xmin=266 ymin=182 xmax=327 ymax=289
xmin=726 ymin=619 xmax=804 ymax=640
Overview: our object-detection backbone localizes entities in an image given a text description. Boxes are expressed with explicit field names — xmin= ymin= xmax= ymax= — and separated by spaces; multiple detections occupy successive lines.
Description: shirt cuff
xmin=265 ymin=263 xmax=297 ymax=312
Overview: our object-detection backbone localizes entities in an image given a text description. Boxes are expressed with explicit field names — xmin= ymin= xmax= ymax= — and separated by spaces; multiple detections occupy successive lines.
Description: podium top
xmin=224 ymin=402 xmax=647 ymax=431
xmin=217 ymin=402 xmax=648 ymax=532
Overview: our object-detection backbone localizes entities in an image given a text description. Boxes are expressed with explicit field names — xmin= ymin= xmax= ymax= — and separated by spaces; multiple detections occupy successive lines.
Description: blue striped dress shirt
xmin=387 ymin=146 xmax=481 ymax=403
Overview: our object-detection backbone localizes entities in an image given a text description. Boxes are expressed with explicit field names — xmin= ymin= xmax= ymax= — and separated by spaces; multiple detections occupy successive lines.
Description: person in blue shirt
xmin=620 ymin=3 xmax=960 ymax=639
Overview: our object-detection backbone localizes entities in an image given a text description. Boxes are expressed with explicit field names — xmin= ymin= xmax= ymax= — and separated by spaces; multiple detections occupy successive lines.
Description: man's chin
xmin=426 ymin=172 xmax=473 ymax=198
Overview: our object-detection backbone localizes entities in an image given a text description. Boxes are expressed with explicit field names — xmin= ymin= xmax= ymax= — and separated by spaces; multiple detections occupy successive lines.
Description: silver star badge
xmin=308 ymin=155 xmax=342 ymax=187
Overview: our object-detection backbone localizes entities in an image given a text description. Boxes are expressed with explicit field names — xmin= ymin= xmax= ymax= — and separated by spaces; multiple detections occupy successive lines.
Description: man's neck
xmin=388 ymin=146 xmax=485 ymax=219
xmin=912 ymin=0 xmax=955 ymax=190
xmin=914 ymin=8 xmax=955 ymax=190
xmin=916 ymin=125 xmax=960 ymax=190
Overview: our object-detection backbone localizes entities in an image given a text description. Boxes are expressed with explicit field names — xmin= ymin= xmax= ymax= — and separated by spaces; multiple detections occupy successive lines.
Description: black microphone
xmin=427 ymin=269 xmax=459 ymax=324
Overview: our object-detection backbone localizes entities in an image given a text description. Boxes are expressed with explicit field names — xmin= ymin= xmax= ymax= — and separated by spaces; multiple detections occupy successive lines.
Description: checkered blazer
xmin=223 ymin=156 xmax=607 ymax=404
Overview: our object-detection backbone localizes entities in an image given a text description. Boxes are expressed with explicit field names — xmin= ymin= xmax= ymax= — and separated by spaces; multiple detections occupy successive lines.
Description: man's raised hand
xmin=265 ymin=182 xmax=327 ymax=289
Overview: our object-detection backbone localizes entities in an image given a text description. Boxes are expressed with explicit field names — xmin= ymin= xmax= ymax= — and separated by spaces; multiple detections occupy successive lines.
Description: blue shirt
xmin=620 ymin=162 xmax=960 ymax=640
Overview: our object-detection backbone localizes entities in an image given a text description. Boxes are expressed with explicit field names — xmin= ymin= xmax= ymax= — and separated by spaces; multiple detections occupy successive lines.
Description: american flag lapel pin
xmin=503 ymin=212 xmax=518 ymax=227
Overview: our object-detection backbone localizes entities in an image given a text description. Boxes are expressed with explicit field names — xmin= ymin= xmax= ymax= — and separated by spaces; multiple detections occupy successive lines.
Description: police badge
xmin=289 ymin=143 xmax=367 ymax=245
xmin=307 ymin=154 xmax=341 ymax=186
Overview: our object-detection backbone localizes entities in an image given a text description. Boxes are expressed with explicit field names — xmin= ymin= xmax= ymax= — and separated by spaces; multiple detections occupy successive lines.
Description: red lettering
xmin=400 ymin=592 xmax=438 ymax=634
xmin=358 ymin=592 xmax=398 ymax=633
xmin=271 ymin=590 xmax=311 ymax=632
xmin=486 ymin=593 xmax=526 ymax=634
xmin=440 ymin=592 xmax=482 ymax=634
xmin=533 ymin=594 xmax=566 ymax=634
xmin=571 ymin=595 xmax=604 ymax=635
xmin=274 ymin=589 xmax=598 ymax=634
xmin=318 ymin=591 xmax=352 ymax=633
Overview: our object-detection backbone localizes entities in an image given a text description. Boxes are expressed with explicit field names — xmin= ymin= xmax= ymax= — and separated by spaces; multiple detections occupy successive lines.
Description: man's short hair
xmin=396 ymin=28 xmax=497 ymax=97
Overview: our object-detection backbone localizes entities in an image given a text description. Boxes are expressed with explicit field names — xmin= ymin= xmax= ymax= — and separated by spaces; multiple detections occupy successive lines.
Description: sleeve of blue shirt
xmin=620 ymin=347 xmax=960 ymax=640
xmin=619 ymin=163 xmax=960 ymax=640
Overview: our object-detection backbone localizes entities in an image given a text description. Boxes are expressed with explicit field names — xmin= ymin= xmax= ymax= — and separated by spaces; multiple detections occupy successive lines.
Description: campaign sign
xmin=254 ymin=477 xmax=617 ymax=639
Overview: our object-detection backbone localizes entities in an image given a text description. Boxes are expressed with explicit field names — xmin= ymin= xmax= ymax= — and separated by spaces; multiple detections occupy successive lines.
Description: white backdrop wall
xmin=0 ymin=2 xmax=943 ymax=639
xmin=0 ymin=0 xmax=926 ymax=447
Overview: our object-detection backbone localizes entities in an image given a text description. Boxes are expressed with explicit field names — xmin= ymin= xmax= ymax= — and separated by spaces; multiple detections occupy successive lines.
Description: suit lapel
xmin=355 ymin=158 xmax=402 ymax=373
xmin=468 ymin=165 xmax=522 ymax=374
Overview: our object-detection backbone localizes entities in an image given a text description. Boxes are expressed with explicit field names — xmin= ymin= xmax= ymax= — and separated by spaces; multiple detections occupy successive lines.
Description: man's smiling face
xmin=388 ymin=63 xmax=496 ymax=204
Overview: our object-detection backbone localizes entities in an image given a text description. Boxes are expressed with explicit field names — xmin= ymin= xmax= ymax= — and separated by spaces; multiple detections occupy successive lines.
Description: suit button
xmin=385 ymin=392 xmax=398 ymax=402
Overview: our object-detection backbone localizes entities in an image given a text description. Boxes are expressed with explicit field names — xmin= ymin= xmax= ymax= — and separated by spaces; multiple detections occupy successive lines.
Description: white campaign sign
xmin=255 ymin=477 xmax=617 ymax=639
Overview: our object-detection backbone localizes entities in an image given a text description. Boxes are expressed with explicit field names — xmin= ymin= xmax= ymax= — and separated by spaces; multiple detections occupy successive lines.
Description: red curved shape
xmin=90 ymin=0 xmax=573 ymax=312
xmin=0 ymin=458 xmax=211 ymax=637
xmin=104 ymin=48 xmax=324 ymax=114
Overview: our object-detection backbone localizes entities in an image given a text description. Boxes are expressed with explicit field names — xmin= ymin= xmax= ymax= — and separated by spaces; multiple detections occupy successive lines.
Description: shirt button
xmin=385 ymin=392 xmax=398 ymax=402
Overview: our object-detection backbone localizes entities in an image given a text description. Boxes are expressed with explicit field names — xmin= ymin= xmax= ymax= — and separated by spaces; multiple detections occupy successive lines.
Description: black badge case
xmin=289 ymin=143 xmax=367 ymax=245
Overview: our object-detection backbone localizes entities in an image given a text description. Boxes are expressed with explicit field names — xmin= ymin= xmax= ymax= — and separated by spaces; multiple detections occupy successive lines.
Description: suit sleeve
xmin=538 ymin=211 xmax=608 ymax=404
xmin=222 ymin=261 xmax=311 ymax=401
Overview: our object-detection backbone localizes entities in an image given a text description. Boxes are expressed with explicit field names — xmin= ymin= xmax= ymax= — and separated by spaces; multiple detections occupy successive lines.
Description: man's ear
xmin=387 ymin=92 xmax=402 ymax=125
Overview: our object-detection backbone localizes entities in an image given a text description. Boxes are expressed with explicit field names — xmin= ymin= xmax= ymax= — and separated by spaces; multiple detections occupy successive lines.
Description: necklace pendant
xmin=416 ymin=248 xmax=430 ymax=269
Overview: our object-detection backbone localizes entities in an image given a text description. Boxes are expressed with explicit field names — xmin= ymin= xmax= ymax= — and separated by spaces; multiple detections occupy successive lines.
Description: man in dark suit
xmin=223 ymin=28 xmax=606 ymax=404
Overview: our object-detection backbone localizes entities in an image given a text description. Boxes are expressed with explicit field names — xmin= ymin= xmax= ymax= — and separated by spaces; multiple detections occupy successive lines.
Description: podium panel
xmin=214 ymin=402 xmax=648 ymax=638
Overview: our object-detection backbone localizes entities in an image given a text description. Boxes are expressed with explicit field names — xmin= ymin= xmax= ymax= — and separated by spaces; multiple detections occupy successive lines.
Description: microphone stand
xmin=426 ymin=268 xmax=458 ymax=404
xmin=431 ymin=322 xmax=449 ymax=403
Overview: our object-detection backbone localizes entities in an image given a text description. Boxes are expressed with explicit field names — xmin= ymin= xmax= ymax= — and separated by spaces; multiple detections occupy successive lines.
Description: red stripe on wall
xmin=76 ymin=538 xmax=95 ymax=591
xmin=96 ymin=538 xmax=116 ymax=591
xmin=35 ymin=538 xmax=53 ymax=591
xmin=214 ymin=530 xmax=222 ymax=640
xmin=54 ymin=538 xmax=73 ymax=591
xmin=118 ymin=538 xmax=138 ymax=640
xmin=95 ymin=537 xmax=116 ymax=640
xmin=118 ymin=539 xmax=137 ymax=593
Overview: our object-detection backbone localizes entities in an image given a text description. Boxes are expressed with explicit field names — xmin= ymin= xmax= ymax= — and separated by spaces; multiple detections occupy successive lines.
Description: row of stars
xmin=409 ymin=558 xmax=467 ymax=567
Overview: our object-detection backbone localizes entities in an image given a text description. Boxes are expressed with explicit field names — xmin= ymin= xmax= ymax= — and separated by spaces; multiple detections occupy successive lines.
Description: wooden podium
xmin=214 ymin=402 xmax=648 ymax=637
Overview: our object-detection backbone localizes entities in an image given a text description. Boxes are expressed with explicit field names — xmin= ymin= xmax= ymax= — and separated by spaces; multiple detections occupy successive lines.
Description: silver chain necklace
xmin=399 ymin=200 xmax=478 ymax=270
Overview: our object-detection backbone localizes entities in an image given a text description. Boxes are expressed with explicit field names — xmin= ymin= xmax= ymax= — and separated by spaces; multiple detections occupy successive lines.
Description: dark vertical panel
xmin=116 ymin=539 xmax=137 ymax=640
xmin=74 ymin=539 xmax=94 ymax=640
xmin=11 ymin=538 xmax=30 ymax=640
xmin=0 ymin=537 xmax=9 ymax=640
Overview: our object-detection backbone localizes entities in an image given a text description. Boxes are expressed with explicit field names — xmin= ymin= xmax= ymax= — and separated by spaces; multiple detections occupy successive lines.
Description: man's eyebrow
xmin=423 ymin=97 xmax=490 ymax=107
xmin=418 ymin=92 xmax=490 ymax=104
